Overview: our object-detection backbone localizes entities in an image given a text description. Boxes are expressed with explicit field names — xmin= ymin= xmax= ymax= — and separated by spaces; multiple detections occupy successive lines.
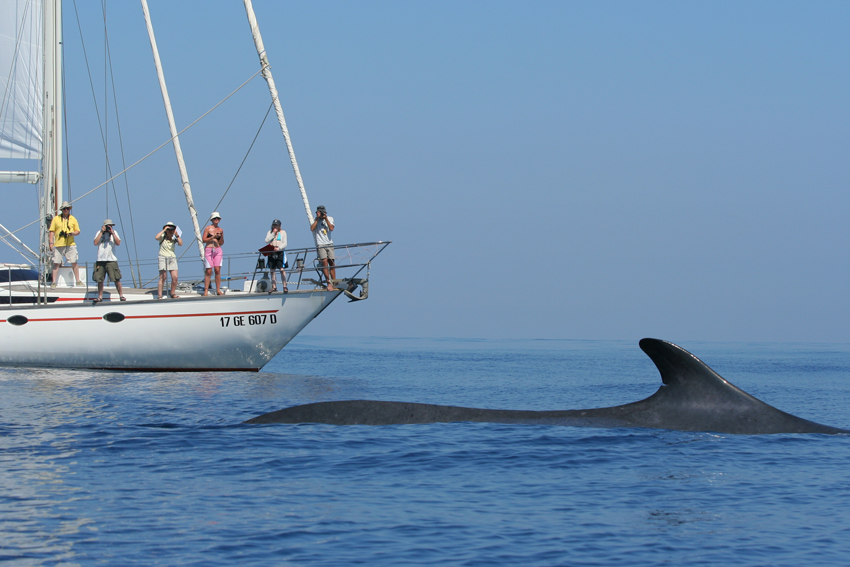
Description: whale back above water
xmin=246 ymin=338 xmax=848 ymax=434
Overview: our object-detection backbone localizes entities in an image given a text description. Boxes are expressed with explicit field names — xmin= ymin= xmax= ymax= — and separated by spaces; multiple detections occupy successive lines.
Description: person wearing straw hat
xmin=155 ymin=221 xmax=183 ymax=299
xmin=48 ymin=201 xmax=82 ymax=287
xmin=264 ymin=219 xmax=288 ymax=293
xmin=202 ymin=212 xmax=225 ymax=296
xmin=91 ymin=219 xmax=125 ymax=303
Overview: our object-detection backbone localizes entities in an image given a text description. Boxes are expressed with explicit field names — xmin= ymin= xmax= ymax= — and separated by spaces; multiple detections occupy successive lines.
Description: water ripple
xmin=2 ymin=338 xmax=850 ymax=565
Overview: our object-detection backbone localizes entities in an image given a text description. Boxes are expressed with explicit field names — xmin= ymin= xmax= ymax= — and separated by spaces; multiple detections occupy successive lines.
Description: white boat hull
xmin=0 ymin=290 xmax=340 ymax=371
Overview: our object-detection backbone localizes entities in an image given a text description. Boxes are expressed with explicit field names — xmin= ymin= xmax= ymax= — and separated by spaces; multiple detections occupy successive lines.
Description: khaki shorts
xmin=93 ymin=261 xmax=121 ymax=283
xmin=317 ymin=245 xmax=335 ymax=261
xmin=159 ymin=256 xmax=178 ymax=271
xmin=53 ymin=245 xmax=78 ymax=264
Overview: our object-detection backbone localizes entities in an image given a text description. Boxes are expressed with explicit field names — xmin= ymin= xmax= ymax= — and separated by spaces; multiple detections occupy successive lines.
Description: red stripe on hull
xmin=1 ymin=308 xmax=279 ymax=324
xmin=93 ymin=367 xmax=260 ymax=372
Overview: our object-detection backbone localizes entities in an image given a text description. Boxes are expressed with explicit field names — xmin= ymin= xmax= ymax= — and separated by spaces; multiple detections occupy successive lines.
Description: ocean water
xmin=2 ymin=336 xmax=850 ymax=566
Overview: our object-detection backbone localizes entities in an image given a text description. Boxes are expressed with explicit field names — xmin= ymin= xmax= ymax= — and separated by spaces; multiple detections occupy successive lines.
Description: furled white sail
xmin=0 ymin=0 xmax=44 ymax=160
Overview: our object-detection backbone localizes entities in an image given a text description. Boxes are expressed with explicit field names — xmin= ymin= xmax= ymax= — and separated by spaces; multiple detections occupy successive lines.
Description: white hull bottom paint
xmin=0 ymin=290 xmax=341 ymax=371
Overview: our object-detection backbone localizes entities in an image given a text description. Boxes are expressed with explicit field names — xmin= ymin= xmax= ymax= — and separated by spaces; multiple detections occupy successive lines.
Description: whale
xmin=245 ymin=338 xmax=849 ymax=434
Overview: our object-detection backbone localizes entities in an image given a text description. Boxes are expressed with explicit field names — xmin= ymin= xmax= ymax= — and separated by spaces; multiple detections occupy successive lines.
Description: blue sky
xmin=2 ymin=1 xmax=850 ymax=343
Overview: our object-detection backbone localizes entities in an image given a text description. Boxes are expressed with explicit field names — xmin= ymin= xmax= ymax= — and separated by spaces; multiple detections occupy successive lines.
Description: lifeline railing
xmin=1 ymin=241 xmax=390 ymax=302
xmin=246 ymin=241 xmax=390 ymax=295
xmin=139 ymin=241 xmax=390 ymax=295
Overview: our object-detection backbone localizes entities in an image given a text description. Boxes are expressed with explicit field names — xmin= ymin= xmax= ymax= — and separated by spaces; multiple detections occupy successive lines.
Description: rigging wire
xmin=0 ymin=238 xmax=34 ymax=263
xmin=99 ymin=0 xmax=143 ymax=287
xmin=71 ymin=0 xmax=139 ymax=285
xmin=6 ymin=67 xmax=265 ymax=238
xmin=0 ymin=1 xmax=42 ymax=269
xmin=105 ymin=33 xmax=143 ymax=286
xmin=70 ymin=0 xmax=109 ymax=179
xmin=212 ymin=101 xmax=274 ymax=214
xmin=0 ymin=0 xmax=32 ymax=132
xmin=174 ymin=101 xmax=274 ymax=268
xmin=0 ymin=223 xmax=38 ymax=262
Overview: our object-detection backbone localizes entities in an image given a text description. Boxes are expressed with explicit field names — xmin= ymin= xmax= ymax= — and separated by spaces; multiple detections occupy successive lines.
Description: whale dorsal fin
xmin=639 ymin=338 xmax=761 ymax=404
xmin=634 ymin=338 xmax=843 ymax=434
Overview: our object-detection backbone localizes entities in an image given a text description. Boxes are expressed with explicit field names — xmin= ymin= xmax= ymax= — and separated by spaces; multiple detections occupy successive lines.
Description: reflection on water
xmin=1 ymin=338 xmax=850 ymax=564
xmin=0 ymin=377 xmax=88 ymax=562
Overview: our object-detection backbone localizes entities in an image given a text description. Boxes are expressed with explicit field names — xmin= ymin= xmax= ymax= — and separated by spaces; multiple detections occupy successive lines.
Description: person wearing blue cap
xmin=264 ymin=219 xmax=288 ymax=293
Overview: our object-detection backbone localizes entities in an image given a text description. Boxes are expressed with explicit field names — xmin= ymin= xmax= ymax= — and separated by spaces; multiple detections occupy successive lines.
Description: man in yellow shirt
xmin=48 ymin=201 xmax=82 ymax=287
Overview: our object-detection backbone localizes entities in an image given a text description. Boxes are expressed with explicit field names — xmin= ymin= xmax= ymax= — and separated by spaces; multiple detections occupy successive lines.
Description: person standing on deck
xmin=91 ymin=219 xmax=125 ymax=303
xmin=156 ymin=221 xmax=183 ymax=299
xmin=264 ymin=219 xmax=288 ymax=293
xmin=48 ymin=201 xmax=82 ymax=287
xmin=203 ymin=212 xmax=225 ymax=296
xmin=310 ymin=205 xmax=335 ymax=290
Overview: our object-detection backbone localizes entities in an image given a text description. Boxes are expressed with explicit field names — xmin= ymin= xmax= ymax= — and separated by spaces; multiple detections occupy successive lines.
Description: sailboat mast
xmin=43 ymin=0 xmax=62 ymax=211
xmin=242 ymin=0 xmax=314 ymax=226
xmin=40 ymin=0 xmax=63 ymax=286
xmin=140 ymin=0 xmax=204 ymax=259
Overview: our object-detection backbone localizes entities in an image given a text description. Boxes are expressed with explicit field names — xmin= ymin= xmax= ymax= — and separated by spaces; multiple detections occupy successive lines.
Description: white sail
xmin=0 ymin=0 xmax=44 ymax=160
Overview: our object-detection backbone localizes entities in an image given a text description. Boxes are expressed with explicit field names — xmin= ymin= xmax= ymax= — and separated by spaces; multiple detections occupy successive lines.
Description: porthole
xmin=7 ymin=315 xmax=28 ymax=326
xmin=103 ymin=312 xmax=125 ymax=323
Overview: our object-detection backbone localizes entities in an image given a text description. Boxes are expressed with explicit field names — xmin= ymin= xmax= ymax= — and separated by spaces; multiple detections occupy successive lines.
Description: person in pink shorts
xmin=203 ymin=212 xmax=225 ymax=296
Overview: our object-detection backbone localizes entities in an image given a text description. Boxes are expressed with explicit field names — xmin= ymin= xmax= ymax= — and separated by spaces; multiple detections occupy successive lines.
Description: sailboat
xmin=0 ymin=0 xmax=388 ymax=371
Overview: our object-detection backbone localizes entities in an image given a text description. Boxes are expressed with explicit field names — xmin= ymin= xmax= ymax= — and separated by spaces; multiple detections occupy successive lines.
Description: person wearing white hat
xmin=48 ymin=201 xmax=82 ymax=287
xmin=155 ymin=221 xmax=183 ymax=299
xmin=202 ymin=212 xmax=225 ymax=296
xmin=91 ymin=219 xmax=125 ymax=303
